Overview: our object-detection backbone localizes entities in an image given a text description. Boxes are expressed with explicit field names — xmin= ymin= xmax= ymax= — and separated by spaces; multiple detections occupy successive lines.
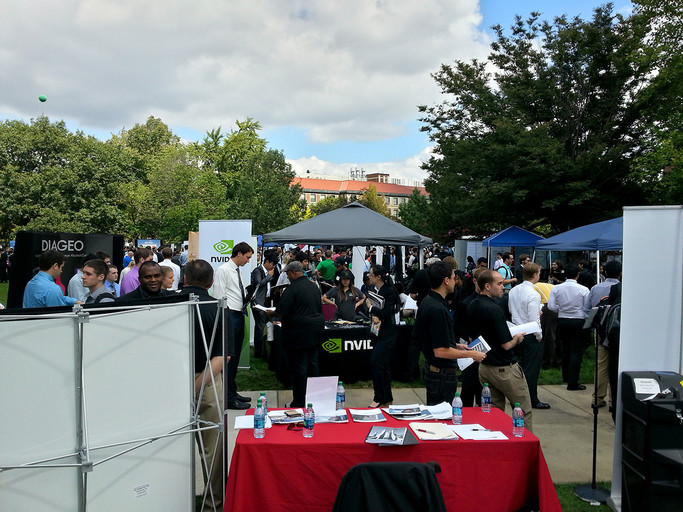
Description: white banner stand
xmin=608 ymin=205 xmax=683 ymax=511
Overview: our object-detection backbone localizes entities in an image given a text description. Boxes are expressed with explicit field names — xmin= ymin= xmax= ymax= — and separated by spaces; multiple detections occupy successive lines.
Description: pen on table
xmin=470 ymin=428 xmax=490 ymax=431
xmin=416 ymin=428 xmax=435 ymax=434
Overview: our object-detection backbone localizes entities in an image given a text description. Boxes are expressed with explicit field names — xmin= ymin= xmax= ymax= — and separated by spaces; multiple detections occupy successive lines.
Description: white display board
xmin=0 ymin=317 xmax=81 ymax=510
xmin=609 ymin=205 xmax=683 ymax=510
xmin=198 ymin=219 xmax=253 ymax=273
xmin=0 ymin=304 xmax=195 ymax=512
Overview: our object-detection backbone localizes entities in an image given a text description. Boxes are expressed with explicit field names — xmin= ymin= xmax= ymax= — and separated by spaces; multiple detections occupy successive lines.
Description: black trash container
xmin=621 ymin=371 xmax=683 ymax=512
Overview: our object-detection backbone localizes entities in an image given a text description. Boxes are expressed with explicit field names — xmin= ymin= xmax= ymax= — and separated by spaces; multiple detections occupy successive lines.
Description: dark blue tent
xmin=481 ymin=225 xmax=545 ymax=247
xmin=535 ymin=217 xmax=623 ymax=251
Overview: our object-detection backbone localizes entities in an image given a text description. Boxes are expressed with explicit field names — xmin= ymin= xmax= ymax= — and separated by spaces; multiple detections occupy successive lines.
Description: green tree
xmin=112 ymin=116 xmax=180 ymax=180
xmin=628 ymin=0 xmax=683 ymax=204
xmin=309 ymin=195 xmax=351 ymax=216
xmin=194 ymin=119 xmax=305 ymax=233
xmin=357 ymin=185 xmax=391 ymax=217
xmin=223 ymin=149 xmax=305 ymax=234
xmin=419 ymin=5 xmax=657 ymax=237
xmin=0 ymin=117 xmax=135 ymax=239
xmin=398 ymin=188 xmax=433 ymax=236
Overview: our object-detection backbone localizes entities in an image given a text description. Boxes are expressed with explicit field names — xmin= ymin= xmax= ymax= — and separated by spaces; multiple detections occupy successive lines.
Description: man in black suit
xmin=250 ymin=250 xmax=277 ymax=359
xmin=179 ymin=259 xmax=226 ymax=511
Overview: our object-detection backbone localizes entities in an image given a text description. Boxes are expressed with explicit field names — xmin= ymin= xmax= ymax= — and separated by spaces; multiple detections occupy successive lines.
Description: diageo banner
xmin=7 ymin=231 xmax=124 ymax=308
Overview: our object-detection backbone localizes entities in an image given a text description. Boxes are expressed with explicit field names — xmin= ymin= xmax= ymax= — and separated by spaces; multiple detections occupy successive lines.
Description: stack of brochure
xmin=365 ymin=426 xmax=418 ymax=446
xmin=267 ymin=409 xmax=303 ymax=424
xmin=349 ymin=408 xmax=386 ymax=422
xmin=383 ymin=404 xmax=433 ymax=420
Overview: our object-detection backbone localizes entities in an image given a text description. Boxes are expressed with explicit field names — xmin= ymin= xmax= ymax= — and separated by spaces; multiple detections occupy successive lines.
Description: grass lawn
xmin=0 ymin=281 xmax=7 ymax=307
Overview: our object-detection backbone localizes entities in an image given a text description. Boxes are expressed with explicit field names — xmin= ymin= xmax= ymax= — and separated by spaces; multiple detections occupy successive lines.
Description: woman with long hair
xmin=364 ymin=264 xmax=400 ymax=408
xmin=549 ymin=260 xmax=566 ymax=285
xmin=322 ymin=270 xmax=365 ymax=321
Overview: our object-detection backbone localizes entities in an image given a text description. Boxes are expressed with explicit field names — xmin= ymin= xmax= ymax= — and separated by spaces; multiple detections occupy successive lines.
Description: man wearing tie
xmin=250 ymin=250 xmax=277 ymax=359
xmin=212 ymin=241 xmax=254 ymax=410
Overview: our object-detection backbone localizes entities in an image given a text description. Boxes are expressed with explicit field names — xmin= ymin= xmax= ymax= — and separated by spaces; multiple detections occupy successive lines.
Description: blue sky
xmin=0 ymin=1 xmax=632 ymax=182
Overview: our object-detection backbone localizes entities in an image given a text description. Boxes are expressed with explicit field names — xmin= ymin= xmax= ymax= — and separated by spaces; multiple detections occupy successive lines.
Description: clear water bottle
xmin=512 ymin=403 xmax=524 ymax=437
xmin=253 ymin=398 xmax=265 ymax=439
xmin=451 ymin=392 xmax=463 ymax=425
xmin=336 ymin=381 xmax=346 ymax=410
xmin=259 ymin=392 xmax=268 ymax=416
xmin=303 ymin=403 xmax=315 ymax=438
xmin=481 ymin=383 xmax=492 ymax=413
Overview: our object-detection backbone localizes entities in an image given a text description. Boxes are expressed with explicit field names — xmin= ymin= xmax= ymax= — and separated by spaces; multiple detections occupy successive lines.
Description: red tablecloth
xmin=225 ymin=407 xmax=561 ymax=512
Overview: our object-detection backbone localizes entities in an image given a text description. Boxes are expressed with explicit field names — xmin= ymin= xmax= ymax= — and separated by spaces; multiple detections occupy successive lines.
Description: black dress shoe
xmin=236 ymin=394 xmax=252 ymax=402
xmin=567 ymin=384 xmax=587 ymax=391
xmin=533 ymin=402 xmax=551 ymax=409
xmin=227 ymin=401 xmax=250 ymax=410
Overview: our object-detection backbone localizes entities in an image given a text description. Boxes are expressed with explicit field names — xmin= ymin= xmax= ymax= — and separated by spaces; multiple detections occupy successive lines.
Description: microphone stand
xmin=574 ymin=328 xmax=610 ymax=504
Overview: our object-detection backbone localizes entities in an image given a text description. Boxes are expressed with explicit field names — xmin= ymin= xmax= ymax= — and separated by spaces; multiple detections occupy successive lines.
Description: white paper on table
xmin=424 ymin=402 xmax=452 ymax=420
xmin=306 ymin=376 xmax=338 ymax=417
xmin=234 ymin=415 xmax=273 ymax=429
xmin=447 ymin=424 xmax=507 ymax=440
xmin=633 ymin=378 xmax=660 ymax=396
xmin=507 ymin=321 xmax=542 ymax=336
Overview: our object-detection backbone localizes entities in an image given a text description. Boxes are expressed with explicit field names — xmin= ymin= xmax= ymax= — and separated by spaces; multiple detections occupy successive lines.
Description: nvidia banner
xmin=198 ymin=219 xmax=253 ymax=271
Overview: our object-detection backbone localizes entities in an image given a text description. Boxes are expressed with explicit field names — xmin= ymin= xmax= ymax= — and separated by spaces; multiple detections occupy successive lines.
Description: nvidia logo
xmin=322 ymin=338 xmax=342 ymax=354
xmin=213 ymin=240 xmax=234 ymax=255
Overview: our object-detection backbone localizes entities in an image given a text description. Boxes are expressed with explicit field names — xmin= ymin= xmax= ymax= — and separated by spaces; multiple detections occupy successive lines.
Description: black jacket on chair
xmin=332 ymin=461 xmax=447 ymax=512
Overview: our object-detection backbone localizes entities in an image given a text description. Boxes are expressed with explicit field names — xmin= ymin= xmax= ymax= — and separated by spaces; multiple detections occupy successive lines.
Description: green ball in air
xmin=38 ymin=95 xmax=47 ymax=102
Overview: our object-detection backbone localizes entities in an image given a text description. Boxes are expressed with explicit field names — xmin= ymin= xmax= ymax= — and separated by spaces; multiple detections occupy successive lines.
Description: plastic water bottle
xmin=259 ymin=392 xmax=268 ymax=416
xmin=512 ymin=403 xmax=524 ymax=437
xmin=336 ymin=381 xmax=346 ymax=410
xmin=303 ymin=403 xmax=315 ymax=438
xmin=253 ymin=398 xmax=265 ymax=439
xmin=451 ymin=392 xmax=463 ymax=425
xmin=481 ymin=383 xmax=492 ymax=413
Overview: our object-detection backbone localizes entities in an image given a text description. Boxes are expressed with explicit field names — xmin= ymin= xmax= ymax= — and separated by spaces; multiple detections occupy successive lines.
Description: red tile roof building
xmin=293 ymin=174 xmax=428 ymax=217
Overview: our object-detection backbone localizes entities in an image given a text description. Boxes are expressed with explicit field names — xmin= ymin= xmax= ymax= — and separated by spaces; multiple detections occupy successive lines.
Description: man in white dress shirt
xmin=509 ymin=263 xmax=550 ymax=409
xmin=212 ymin=241 xmax=254 ymax=410
xmin=548 ymin=263 xmax=590 ymax=390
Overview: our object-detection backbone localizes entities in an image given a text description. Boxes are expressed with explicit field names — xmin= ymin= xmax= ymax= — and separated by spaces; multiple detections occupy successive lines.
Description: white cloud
xmin=0 ymin=1 xmax=489 ymax=137
xmin=0 ymin=1 xmax=493 ymax=183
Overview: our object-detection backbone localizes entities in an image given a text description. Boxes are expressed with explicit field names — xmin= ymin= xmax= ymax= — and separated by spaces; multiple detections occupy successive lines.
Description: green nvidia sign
xmin=322 ymin=338 xmax=342 ymax=354
xmin=213 ymin=240 xmax=234 ymax=255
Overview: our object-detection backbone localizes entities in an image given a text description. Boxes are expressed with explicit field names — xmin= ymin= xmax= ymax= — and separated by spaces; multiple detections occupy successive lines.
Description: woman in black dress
xmin=365 ymin=264 xmax=400 ymax=408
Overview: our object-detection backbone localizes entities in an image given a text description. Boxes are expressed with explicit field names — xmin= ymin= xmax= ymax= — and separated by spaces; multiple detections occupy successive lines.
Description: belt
xmin=427 ymin=364 xmax=457 ymax=374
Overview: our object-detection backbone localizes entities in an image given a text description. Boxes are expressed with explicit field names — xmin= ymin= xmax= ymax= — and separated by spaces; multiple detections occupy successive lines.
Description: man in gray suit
xmin=250 ymin=250 xmax=277 ymax=359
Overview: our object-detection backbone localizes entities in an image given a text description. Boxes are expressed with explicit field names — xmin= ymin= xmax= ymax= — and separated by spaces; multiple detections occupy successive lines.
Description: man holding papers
xmin=469 ymin=270 xmax=533 ymax=432
xmin=413 ymin=261 xmax=487 ymax=405
xmin=509 ymin=263 xmax=550 ymax=410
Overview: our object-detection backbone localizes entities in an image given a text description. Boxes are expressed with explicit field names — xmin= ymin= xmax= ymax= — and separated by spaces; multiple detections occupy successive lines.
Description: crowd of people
xmin=15 ymin=243 xmax=622 ymax=428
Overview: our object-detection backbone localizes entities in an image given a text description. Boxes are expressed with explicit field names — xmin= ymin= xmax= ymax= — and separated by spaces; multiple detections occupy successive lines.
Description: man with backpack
xmin=585 ymin=260 xmax=622 ymax=408
xmin=81 ymin=259 xmax=116 ymax=304
xmin=497 ymin=252 xmax=517 ymax=293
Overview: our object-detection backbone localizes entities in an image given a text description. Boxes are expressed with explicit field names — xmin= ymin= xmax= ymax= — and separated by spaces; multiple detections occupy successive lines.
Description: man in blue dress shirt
xmin=23 ymin=250 xmax=83 ymax=308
